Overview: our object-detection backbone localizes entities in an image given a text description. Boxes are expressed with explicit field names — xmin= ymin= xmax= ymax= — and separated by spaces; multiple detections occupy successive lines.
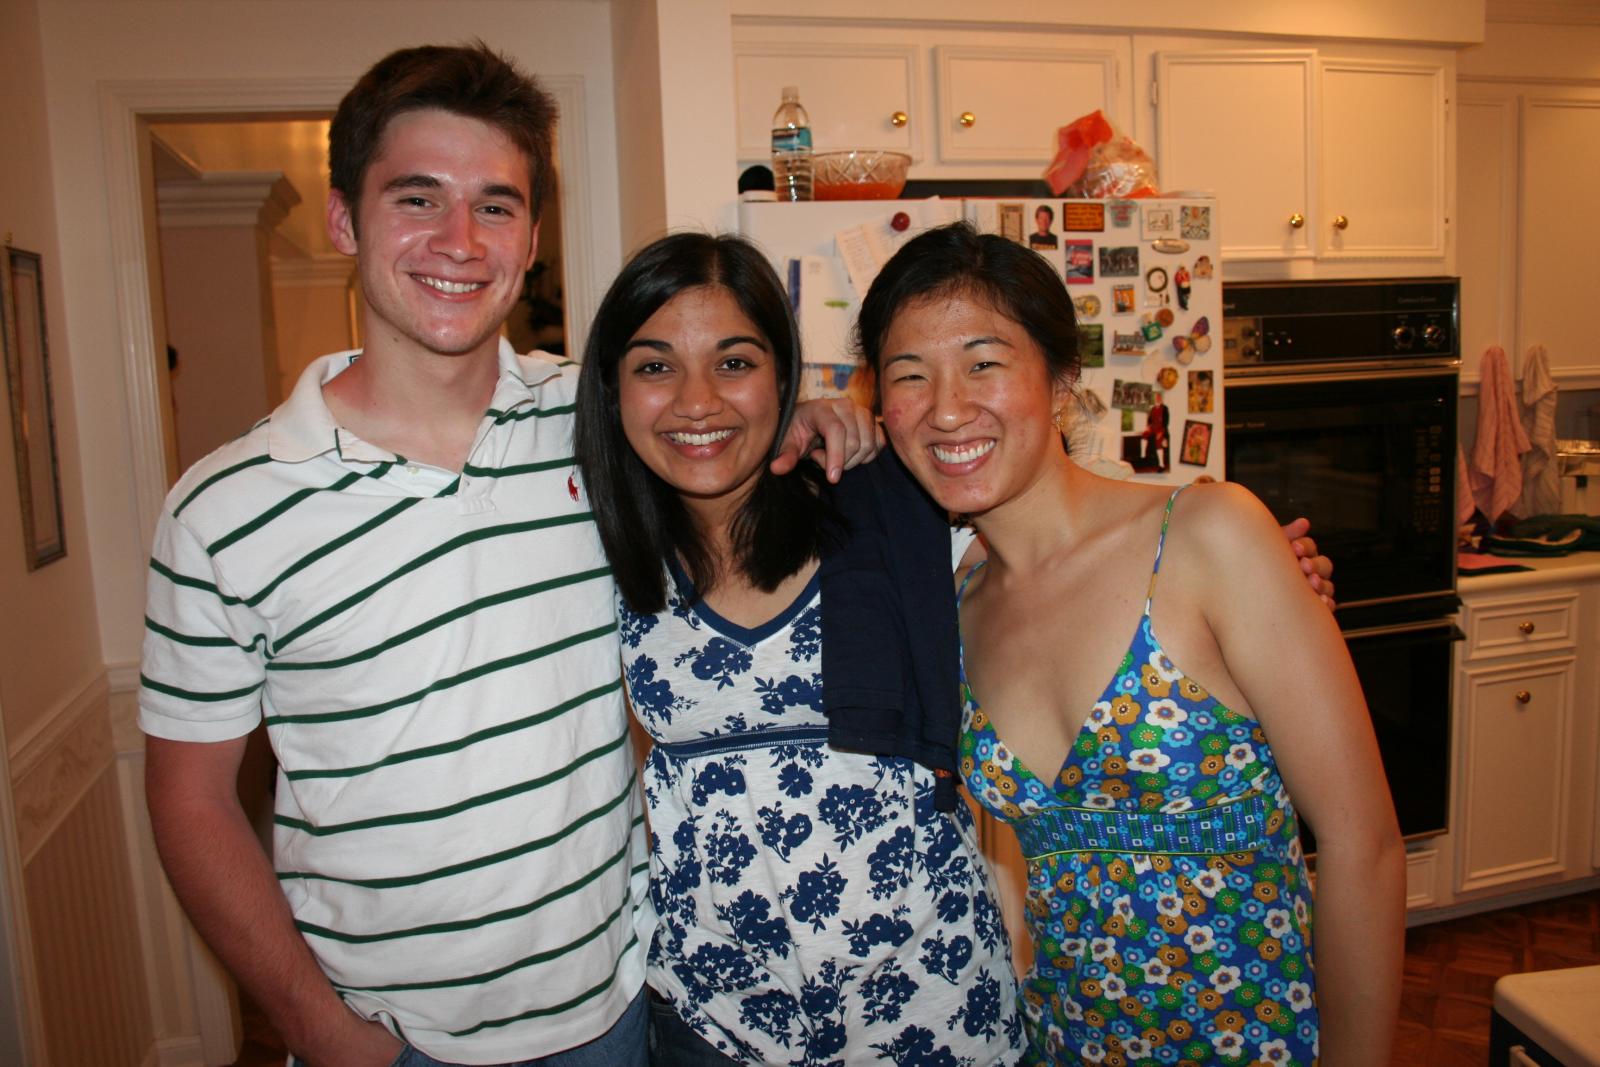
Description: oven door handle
xmin=1226 ymin=362 xmax=1461 ymax=386
xmin=1341 ymin=620 xmax=1466 ymax=643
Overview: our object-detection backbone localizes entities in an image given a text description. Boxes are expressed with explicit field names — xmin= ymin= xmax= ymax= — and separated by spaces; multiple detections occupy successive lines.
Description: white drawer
xmin=1464 ymin=591 xmax=1578 ymax=661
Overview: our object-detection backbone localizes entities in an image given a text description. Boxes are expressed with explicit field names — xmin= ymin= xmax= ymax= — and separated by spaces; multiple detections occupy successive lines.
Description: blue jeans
xmin=293 ymin=989 xmax=648 ymax=1067
xmin=646 ymin=993 xmax=740 ymax=1067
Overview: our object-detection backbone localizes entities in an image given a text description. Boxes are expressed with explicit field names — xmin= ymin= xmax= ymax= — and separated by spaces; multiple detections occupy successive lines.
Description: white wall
xmin=35 ymin=0 xmax=624 ymax=673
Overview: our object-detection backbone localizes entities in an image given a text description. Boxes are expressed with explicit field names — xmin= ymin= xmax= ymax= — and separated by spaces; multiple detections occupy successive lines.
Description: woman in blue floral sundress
xmin=574 ymin=233 xmax=1022 ymax=1065
xmin=857 ymin=224 xmax=1406 ymax=1066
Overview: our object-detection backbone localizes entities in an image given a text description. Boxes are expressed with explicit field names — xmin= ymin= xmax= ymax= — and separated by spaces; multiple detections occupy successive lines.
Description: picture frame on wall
xmin=2 ymin=246 xmax=66 ymax=569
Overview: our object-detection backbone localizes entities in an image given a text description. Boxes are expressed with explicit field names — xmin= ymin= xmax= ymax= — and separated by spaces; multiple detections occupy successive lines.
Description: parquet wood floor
xmin=227 ymin=888 xmax=1600 ymax=1066
xmin=1392 ymin=889 xmax=1600 ymax=1066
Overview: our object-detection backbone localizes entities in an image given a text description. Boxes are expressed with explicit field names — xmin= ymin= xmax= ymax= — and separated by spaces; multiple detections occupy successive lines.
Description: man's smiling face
xmin=328 ymin=107 xmax=538 ymax=361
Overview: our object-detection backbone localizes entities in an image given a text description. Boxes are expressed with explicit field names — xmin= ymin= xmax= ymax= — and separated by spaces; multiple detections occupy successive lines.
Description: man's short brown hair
xmin=329 ymin=41 xmax=557 ymax=230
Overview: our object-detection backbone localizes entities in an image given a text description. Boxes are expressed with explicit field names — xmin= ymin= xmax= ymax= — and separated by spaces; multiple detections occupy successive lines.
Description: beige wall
xmin=159 ymin=223 xmax=279 ymax=471
xmin=0 ymin=0 xmax=154 ymax=1062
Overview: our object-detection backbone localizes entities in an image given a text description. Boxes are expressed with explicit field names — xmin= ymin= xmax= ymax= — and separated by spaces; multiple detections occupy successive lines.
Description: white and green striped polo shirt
xmin=139 ymin=341 xmax=647 ymax=1063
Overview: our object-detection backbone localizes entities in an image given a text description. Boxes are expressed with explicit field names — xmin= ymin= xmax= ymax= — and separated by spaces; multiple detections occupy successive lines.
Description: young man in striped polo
xmin=138 ymin=44 xmax=871 ymax=1067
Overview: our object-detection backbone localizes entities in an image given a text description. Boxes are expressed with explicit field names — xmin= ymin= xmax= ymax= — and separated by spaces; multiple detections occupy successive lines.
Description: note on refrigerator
xmin=792 ymin=254 xmax=857 ymax=365
xmin=834 ymin=200 xmax=962 ymax=298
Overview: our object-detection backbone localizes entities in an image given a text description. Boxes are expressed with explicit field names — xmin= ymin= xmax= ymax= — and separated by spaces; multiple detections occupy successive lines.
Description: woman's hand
xmin=771 ymin=398 xmax=883 ymax=481
xmin=1280 ymin=517 xmax=1336 ymax=609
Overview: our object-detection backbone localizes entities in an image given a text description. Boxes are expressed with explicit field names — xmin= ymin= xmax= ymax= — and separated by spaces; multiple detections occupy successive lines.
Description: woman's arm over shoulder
xmin=1183 ymin=482 xmax=1405 ymax=1067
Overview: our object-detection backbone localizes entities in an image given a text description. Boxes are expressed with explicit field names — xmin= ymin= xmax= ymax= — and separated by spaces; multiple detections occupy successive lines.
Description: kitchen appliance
xmin=1224 ymin=277 xmax=1462 ymax=844
xmin=740 ymin=195 xmax=1225 ymax=485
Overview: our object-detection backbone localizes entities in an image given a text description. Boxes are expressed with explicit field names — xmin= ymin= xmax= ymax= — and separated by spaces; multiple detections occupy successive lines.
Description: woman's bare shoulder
xmin=1175 ymin=482 xmax=1297 ymax=568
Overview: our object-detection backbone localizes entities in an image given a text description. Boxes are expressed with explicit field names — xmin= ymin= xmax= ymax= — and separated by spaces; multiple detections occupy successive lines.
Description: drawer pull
xmin=1515 ymin=690 xmax=1532 ymax=705
xmin=959 ymin=111 xmax=977 ymax=128
xmin=890 ymin=110 xmax=908 ymax=128
xmin=1518 ymin=621 xmax=1535 ymax=635
xmin=1288 ymin=213 xmax=1305 ymax=229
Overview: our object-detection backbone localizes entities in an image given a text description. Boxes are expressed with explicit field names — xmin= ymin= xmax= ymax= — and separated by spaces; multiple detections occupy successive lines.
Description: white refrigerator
xmin=738 ymin=196 xmax=1225 ymax=485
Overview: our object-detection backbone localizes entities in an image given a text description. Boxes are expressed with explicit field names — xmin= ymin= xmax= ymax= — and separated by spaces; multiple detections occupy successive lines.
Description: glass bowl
xmin=812 ymin=149 xmax=912 ymax=200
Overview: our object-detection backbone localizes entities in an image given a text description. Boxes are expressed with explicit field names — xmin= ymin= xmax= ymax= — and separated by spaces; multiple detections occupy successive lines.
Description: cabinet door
xmin=935 ymin=43 xmax=1127 ymax=164
xmin=732 ymin=43 xmax=921 ymax=162
xmin=1456 ymin=655 xmax=1575 ymax=894
xmin=1319 ymin=59 xmax=1448 ymax=259
xmin=1154 ymin=51 xmax=1315 ymax=261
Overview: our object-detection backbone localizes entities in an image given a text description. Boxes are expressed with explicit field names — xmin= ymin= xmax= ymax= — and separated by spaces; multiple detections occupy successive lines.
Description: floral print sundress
xmin=959 ymin=487 xmax=1320 ymax=1066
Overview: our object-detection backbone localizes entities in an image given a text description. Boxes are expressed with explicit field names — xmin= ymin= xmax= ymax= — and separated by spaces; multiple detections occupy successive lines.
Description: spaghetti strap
xmin=957 ymin=559 xmax=987 ymax=606
xmin=1143 ymin=486 xmax=1189 ymax=615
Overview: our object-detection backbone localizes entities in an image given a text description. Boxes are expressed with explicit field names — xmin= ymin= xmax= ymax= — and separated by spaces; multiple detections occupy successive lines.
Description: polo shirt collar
xmin=267 ymin=338 xmax=549 ymax=464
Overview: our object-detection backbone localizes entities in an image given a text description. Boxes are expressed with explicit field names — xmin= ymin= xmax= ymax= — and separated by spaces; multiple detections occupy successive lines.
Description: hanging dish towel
xmin=1517 ymin=344 xmax=1560 ymax=517
xmin=1470 ymin=345 xmax=1531 ymax=523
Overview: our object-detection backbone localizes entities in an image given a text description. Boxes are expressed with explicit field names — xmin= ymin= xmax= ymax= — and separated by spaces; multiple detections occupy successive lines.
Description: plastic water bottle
xmin=771 ymin=86 xmax=813 ymax=202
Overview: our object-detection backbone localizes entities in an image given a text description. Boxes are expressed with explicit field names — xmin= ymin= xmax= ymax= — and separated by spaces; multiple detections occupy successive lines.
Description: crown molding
xmin=1487 ymin=0 xmax=1600 ymax=25
xmin=156 ymin=170 xmax=301 ymax=230
xmin=271 ymin=253 xmax=354 ymax=288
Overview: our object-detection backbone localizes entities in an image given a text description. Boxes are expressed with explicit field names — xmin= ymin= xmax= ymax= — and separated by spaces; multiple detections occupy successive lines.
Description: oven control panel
xmin=1222 ymin=277 xmax=1459 ymax=367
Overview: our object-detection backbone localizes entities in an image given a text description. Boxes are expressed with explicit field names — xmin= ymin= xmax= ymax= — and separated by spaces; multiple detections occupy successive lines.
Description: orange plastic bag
xmin=1044 ymin=110 xmax=1160 ymax=199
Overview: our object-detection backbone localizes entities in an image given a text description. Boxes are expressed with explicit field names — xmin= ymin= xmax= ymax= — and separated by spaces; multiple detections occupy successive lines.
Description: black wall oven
xmin=1223 ymin=278 xmax=1461 ymax=846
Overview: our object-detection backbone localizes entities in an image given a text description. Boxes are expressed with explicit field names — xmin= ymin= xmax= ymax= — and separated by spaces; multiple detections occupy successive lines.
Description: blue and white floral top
xmin=621 ymin=561 xmax=1022 ymax=1066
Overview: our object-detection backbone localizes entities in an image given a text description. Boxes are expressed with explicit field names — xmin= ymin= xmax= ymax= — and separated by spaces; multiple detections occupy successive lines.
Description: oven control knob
xmin=1392 ymin=325 xmax=1415 ymax=350
xmin=1422 ymin=324 xmax=1444 ymax=349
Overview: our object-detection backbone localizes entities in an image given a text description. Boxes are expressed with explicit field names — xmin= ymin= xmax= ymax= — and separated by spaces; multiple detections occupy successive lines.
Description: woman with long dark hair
xmin=857 ymin=223 xmax=1404 ymax=1066
xmin=575 ymin=232 xmax=1022 ymax=1066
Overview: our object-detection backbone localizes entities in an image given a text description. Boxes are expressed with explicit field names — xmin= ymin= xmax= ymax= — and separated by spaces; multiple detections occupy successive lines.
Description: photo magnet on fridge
xmin=1099 ymin=246 xmax=1139 ymax=277
xmin=1122 ymin=433 xmax=1170 ymax=474
xmin=1028 ymin=204 xmax=1059 ymax=249
xmin=1111 ymin=379 xmax=1154 ymax=412
xmin=1180 ymin=420 xmax=1213 ymax=467
xmin=1141 ymin=205 xmax=1176 ymax=240
xmin=1188 ymin=370 xmax=1214 ymax=413
xmin=1193 ymin=254 xmax=1215 ymax=280
xmin=1108 ymin=200 xmax=1137 ymax=228
xmin=998 ymin=203 xmax=1026 ymax=245
xmin=1113 ymin=285 xmax=1136 ymax=314
xmin=1079 ymin=324 xmax=1105 ymax=367
xmin=1112 ymin=331 xmax=1147 ymax=356
xmin=1064 ymin=240 xmax=1094 ymax=284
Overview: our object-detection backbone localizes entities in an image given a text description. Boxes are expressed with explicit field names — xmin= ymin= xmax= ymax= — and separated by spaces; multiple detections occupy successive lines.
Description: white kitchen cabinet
xmin=732 ymin=23 xmax=1133 ymax=177
xmin=933 ymin=43 xmax=1126 ymax=164
xmin=1318 ymin=59 xmax=1448 ymax=260
xmin=1148 ymin=45 xmax=1450 ymax=269
xmin=733 ymin=43 xmax=922 ymax=162
xmin=1452 ymin=576 xmax=1598 ymax=900
xmin=1153 ymin=50 xmax=1315 ymax=261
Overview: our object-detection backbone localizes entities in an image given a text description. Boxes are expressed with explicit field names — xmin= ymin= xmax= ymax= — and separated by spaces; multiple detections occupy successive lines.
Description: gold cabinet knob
xmin=1333 ymin=214 xmax=1350 ymax=230
xmin=1515 ymin=690 xmax=1532 ymax=704
xmin=890 ymin=110 xmax=908 ymax=128
xmin=1518 ymin=621 xmax=1535 ymax=635
xmin=1288 ymin=213 xmax=1305 ymax=229
xmin=959 ymin=111 xmax=976 ymax=128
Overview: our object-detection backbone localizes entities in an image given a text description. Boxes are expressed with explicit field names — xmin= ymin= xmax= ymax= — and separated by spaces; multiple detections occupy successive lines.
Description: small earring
xmin=1051 ymin=406 xmax=1069 ymax=433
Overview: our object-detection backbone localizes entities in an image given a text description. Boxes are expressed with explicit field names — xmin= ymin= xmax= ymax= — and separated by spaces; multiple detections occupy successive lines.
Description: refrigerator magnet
xmin=1073 ymin=294 xmax=1102 ymax=319
xmin=1151 ymin=238 xmax=1190 ymax=255
xmin=1113 ymin=285 xmax=1137 ymax=314
xmin=1193 ymin=255 xmax=1215 ymax=280
xmin=1141 ymin=205 xmax=1177 ymax=240
xmin=1112 ymin=331 xmax=1147 ymax=356
xmin=1157 ymin=366 xmax=1179 ymax=391
xmin=1180 ymin=420 xmax=1213 ymax=466
xmin=1100 ymin=246 xmax=1140 ymax=278
xmin=1064 ymin=202 xmax=1106 ymax=232
xmin=1188 ymin=370 xmax=1214 ymax=413
xmin=1155 ymin=308 xmax=1175 ymax=328
xmin=1145 ymin=266 xmax=1170 ymax=307
xmin=1064 ymin=240 xmax=1094 ymax=283
xmin=1111 ymin=379 xmax=1154 ymax=411
xmin=1180 ymin=204 xmax=1212 ymax=240
xmin=1175 ymin=263 xmax=1193 ymax=311
xmin=1140 ymin=316 xmax=1165 ymax=342
xmin=1079 ymin=324 xmax=1105 ymax=367
xmin=1109 ymin=200 xmax=1137 ymax=228
xmin=997 ymin=203 xmax=1026 ymax=245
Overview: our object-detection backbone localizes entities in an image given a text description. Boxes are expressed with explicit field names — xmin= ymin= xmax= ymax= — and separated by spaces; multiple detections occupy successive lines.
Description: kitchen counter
xmin=1460 ymin=551 xmax=1600 ymax=593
